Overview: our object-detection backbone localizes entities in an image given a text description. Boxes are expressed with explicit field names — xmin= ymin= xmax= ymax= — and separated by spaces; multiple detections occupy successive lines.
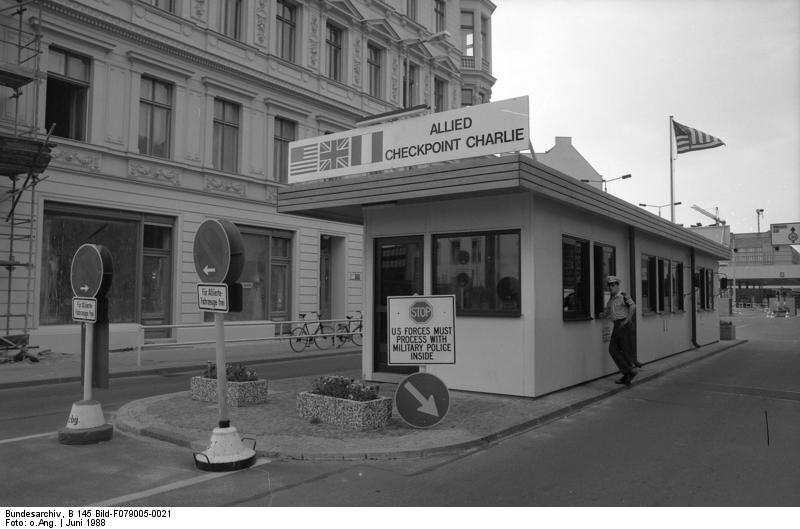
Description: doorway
xmin=373 ymin=236 xmax=423 ymax=374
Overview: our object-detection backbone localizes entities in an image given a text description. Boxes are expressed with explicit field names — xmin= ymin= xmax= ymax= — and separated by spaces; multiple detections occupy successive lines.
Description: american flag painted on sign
xmin=319 ymin=138 xmax=351 ymax=171
xmin=673 ymin=120 xmax=725 ymax=154
xmin=289 ymin=144 xmax=319 ymax=176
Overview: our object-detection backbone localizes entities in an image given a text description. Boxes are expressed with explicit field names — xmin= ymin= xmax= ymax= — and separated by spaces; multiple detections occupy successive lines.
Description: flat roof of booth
xmin=277 ymin=153 xmax=731 ymax=260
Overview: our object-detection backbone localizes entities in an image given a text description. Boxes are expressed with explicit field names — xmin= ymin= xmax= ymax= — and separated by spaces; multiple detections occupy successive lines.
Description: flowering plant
xmin=202 ymin=362 xmax=259 ymax=382
xmin=311 ymin=375 xmax=381 ymax=402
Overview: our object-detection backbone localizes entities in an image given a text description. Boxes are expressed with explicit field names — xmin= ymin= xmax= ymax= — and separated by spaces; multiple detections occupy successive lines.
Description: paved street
xmin=0 ymin=313 xmax=797 ymax=511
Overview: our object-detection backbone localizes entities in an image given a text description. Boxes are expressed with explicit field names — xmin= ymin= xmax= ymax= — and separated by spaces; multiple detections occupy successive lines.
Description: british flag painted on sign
xmin=319 ymin=138 xmax=350 ymax=170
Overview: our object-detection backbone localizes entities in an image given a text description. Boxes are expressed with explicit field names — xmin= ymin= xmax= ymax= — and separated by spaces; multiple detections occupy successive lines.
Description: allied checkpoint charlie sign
xmin=287 ymin=96 xmax=530 ymax=183
xmin=388 ymin=295 xmax=456 ymax=365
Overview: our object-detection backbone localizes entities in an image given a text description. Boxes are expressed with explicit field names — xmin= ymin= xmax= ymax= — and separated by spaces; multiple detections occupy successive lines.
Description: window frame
xmin=593 ymin=243 xmax=617 ymax=318
xmin=407 ymin=0 xmax=417 ymax=21
xmin=367 ymin=43 xmax=382 ymax=98
xmin=434 ymin=0 xmax=446 ymax=33
xmin=273 ymin=117 xmax=296 ymax=184
xmin=432 ymin=229 xmax=521 ymax=318
xmin=325 ymin=22 xmax=343 ymax=82
xmin=641 ymin=254 xmax=657 ymax=314
xmin=276 ymin=0 xmax=297 ymax=63
xmin=562 ymin=235 xmax=591 ymax=320
xmin=138 ymin=75 xmax=173 ymax=159
xmin=461 ymin=10 xmax=474 ymax=57
xmin=140 ymin=0 xmax=175 ymax=13
xmin=433 ymin=77 xmax=446 ymax=113
xmin=219 ymin=0 xmax=243 ymax=40
xmin=212 ymin=97 xmax=240 ymax=173
xmin=46 ymin=47 xmax=91 ymax=141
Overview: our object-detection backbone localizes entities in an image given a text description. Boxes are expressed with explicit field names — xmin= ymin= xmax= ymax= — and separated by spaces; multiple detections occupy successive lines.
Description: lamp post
xmin=580 ymin=173 xmax=632 ymax=192
xmin=756 ymin=208 xmax=764 ymax=232
xmin=400 ymin=30 xmax=451 ymax=108
xmin=639 ymin=201 xmax=682 ymax=218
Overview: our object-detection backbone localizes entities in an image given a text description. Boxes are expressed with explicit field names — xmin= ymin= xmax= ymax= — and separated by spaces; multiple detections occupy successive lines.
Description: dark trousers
xmin=609 ymin=320 xmax=635 ymax=375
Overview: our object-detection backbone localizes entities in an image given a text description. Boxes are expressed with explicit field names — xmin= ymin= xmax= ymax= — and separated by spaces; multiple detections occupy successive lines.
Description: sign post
xmin=388 ymin=295 xmax=455 ymax=428
xmin=59 ymin=244 xmax=114 ymax=445
xmin=192 ymin=218 xmax=256 ymax=472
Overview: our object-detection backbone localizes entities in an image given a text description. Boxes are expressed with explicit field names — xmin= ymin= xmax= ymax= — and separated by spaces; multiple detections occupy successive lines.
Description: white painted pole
xmin=83 ymin=322 xmax=94 ymax=401
xmin=214 ymin=313 xmax=229 ymax=426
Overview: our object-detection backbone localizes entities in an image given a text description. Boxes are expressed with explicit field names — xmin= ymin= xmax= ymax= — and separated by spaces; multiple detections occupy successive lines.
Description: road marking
xmin=0 ymin=431 xmax=57 ymax=444
xmin=92 ymin=458 xmax=271 ymax=506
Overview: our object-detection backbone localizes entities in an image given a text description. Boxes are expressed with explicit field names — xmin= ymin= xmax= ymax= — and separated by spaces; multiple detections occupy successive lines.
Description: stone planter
xmin=297 ymin=391 xmax=392 ymax=431
xmin=190 ymin=376 xmax=268 ymax=407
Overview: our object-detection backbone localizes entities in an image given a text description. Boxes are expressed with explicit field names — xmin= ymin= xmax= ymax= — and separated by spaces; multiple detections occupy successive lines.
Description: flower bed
xmin=296 ymin=391 xmax=392 ymax=431
xmin=190 ymin=377 xmax=268 ymax=407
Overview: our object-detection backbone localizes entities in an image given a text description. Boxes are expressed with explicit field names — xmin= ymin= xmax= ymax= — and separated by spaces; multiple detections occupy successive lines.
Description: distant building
xmin=535 ymin=136 xmax=603 ymax=190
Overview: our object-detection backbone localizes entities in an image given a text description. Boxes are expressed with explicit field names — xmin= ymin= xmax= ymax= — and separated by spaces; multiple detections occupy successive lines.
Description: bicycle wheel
xmin=289 ymin=327 xmax=309 ymax=352
xmin=351 ymin=326 xmax=362 ymax=347
xmin=334 ymin=323 xmax=347 ymax=348
xmin=314 ymin=325 xmax=335 ymax=350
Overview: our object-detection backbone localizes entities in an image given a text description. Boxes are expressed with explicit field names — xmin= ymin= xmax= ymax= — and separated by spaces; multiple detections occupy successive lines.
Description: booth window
xmin=658 ymin=258 xmax=671 ymax=312
xmin=563 ymin=236 xmax=590 ymax=319
xmin=675 ymin=262 xmax=685 ymax=310
xmin=593 ymin=244 xmax=616 ymax=317
xmin=433 ymin=230 xmax=520 ymax=316
xmin=641 ymin=255 xmax=657 ymax=313
xmin=696 ymin=266 xmax=715 ymax=310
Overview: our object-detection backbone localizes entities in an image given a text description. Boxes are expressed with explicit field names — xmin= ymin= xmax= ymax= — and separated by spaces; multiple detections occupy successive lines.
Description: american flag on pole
xmin=672 ymin=120 xmax=725 ymax=154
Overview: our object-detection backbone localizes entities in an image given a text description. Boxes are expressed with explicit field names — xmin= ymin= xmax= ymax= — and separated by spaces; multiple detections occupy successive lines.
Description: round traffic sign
xmin=70 ymin=244 xmax=112 ymax=298
xmin=395 ymin=372 xmax=450 ymax=428
xmin=193 ymin=219 xmax=245 ymax=284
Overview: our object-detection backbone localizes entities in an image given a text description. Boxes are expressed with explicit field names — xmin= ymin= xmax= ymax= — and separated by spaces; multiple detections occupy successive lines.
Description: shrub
xmin=202 ymin=362 xmax=259 ymax=382
xmin=311 ymin=375 xmax=381 ymax=402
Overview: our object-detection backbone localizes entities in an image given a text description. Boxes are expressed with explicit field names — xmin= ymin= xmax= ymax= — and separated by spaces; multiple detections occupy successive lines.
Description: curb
xmin=0 ymin=349 xmax=360 ymax=390
xmin=114 ymin=340 xmax=747 ymax=461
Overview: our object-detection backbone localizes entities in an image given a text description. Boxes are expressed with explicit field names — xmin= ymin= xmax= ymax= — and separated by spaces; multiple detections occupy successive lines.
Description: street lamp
xmin=756 ymin=208 xmax=764 ymax=232
xmin=639 ymin=201 xmax=682 ymax=217
xmin=400 ymin=30 xmax=451 ymax=108
xmin=580 ymin=173 xmax=632 ymax=192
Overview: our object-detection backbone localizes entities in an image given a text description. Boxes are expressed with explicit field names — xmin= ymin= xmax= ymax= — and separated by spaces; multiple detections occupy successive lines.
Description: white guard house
xmin=278 ymin=98 xmax=730 ymax=397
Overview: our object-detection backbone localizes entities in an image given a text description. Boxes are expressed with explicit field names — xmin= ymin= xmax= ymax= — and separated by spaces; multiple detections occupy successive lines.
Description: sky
xmin=490 ymin=0 xmax=799 ymax=234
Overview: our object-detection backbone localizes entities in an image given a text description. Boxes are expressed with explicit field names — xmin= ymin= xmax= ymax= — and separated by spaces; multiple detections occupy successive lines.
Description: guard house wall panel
xmin=531 ymin=196 xmax=632 ymax=395
xmin=635 ymin=232 xmax=695 ymax=360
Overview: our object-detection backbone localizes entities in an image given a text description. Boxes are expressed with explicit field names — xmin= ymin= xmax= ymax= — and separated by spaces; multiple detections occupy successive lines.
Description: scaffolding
xmin=0 ymin=0 xmax=54 ymax=361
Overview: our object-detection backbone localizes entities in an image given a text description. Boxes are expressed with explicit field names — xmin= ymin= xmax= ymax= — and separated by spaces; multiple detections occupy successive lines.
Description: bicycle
xmin=335 ymin=310 xmax=363 ymax=348
xmin=289 ymin=311 xmax=335 ymax=352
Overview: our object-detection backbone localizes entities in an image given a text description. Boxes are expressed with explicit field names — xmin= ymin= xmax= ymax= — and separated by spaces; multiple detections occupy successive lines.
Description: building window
xmin=658 ymin=258 xmax=671 ymax=312
xmin=206 ymin=227 xmax=293 ymax=323
xmin=481 ymin=15 xmax=489 ymax=58
xmin=407 ymin=0 xmax=417 ymax=21
xmin=213 ymin=98 xmax=240 ymax=173
xmin=220 ymin=0 xmax=243 ymax=40
xmin=276 ymin=0 xmax=296 ymax=62
xmin=435 ymin=0 xmax=446 ymax=33
xmin=593 ymin=244 xmax=616 ymax=317
xmin=326 ymin=23 xmax=343 ymax=82
xmin=675 ymin=262 xmax=685 ymax=311
xmin=563 ymin=236 xmax=590 ymax=319
xmin=367 ymin=44 xmax=382 ymax=98
xmin=40 ymin=203 xmax=174 ymax=327
xmin=434 ymin=77 xmax=446 ymax=112
xmin=45 ymin=47 xmax=89 ymax=141
xmin=461 ymin=88 xmax=474 ymax=107
xmin=138 ymin=76 xmax=172 ymax=158
xmin=403 ymin=61 xmax=418 ymax=107
xmin=273 ymin=117 xmax=296 ymax=183
xmin=461 ymin=11 xmax=474 ymax=57
xmin=641 ymin=255 xmax=657 ymax=313
xmin=433 ymin=230 xmax=521 ymax=316
xmin=140 ymin=0 xmax=175 ymax=13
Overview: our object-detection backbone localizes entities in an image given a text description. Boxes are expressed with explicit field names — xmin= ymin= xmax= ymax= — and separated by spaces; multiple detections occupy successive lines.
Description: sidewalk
xmin=1 ymin=338 xmax=747 ymax=461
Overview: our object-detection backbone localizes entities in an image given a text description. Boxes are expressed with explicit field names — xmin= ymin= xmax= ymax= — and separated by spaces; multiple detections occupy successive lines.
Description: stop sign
xmin=409 ymin=300 xmax=433 ymax=323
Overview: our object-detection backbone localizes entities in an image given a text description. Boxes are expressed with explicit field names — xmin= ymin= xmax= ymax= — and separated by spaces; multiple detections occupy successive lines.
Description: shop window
xmin=433 ymin=230 xmax=520 ymax=316
xmin=213 ymin=98 xmax=240 ymax=173
xmin=45 ymin=47 xmax=89 ymax=141
xmin=138 ymin=76 xmax=172 ymax=158
xmin=276 ymin=0 xmax=297 ymax=63
xmin=39 ymin=203 xmax=174 ymax=326
xmin=593 ymin=244 xmax=616 ymax=317
xmin=641 ymin=255 xmax=657 ymax=313
xmin=206 ymin=227 xmax=292 ymax=322
xmin=563 ymin=236 xmax=590 ymax=320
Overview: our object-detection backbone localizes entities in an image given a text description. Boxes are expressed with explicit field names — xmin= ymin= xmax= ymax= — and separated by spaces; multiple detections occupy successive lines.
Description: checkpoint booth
xmin=278 ymin=98 xmax=730 ymax=397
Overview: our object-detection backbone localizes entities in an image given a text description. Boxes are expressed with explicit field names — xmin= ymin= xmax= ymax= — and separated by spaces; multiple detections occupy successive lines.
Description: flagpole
xmin=669 ymin=115 xmax=675 ymax=223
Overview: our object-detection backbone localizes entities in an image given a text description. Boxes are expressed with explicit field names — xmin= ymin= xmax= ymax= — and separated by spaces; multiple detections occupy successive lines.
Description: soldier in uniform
xmin=600 ymin=276 xmax=638 ymax=386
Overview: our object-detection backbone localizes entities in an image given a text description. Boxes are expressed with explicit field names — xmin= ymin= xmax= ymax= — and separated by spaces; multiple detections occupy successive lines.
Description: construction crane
xmin=691 ymin=204 xmax=726 ymax=226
